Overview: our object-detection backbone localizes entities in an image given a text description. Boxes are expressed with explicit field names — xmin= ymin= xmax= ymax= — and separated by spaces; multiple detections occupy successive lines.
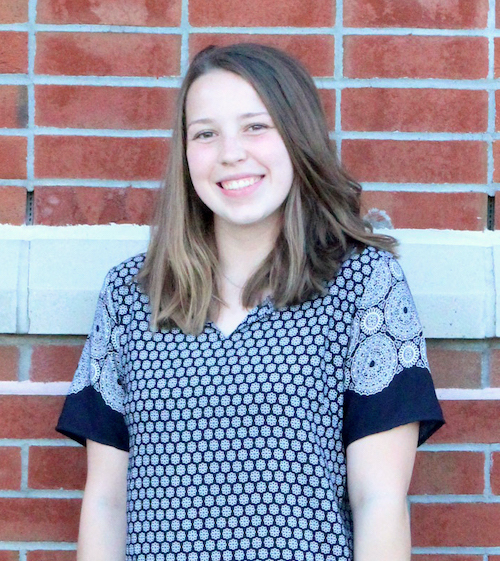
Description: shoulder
xmin=341 ymin=245 xmax=397 ymax=276
xmin=330 ymin=246 xmax=401 ymax=301
xmin=99 ymin=253 xmax=147 ymax=313
xmin=104 ymin=253 xmax=146 ymax=291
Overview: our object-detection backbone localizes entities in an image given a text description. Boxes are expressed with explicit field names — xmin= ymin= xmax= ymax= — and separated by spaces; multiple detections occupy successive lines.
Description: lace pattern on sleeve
xmin=347 ymin=255 xmax=430 ymax=396
xmin=68 ymin=275 xmax=126 ymax=414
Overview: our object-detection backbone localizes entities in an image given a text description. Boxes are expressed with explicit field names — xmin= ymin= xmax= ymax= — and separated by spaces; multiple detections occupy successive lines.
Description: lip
xmin=216 ymin=174 xmax=265 ymax=198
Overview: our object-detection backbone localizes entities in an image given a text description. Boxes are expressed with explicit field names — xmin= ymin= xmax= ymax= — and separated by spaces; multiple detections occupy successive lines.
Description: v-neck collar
xmin=207 ymin=295 xmax=275 ymax=339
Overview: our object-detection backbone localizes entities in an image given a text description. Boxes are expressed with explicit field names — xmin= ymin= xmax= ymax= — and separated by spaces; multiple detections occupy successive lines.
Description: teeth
xmin=220 ymin=176 xmax=261 ymax=190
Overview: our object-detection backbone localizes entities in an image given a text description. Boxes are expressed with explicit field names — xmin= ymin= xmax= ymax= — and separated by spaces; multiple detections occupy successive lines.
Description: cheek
xmin=186 ymin=145 xmax=212 ymax=184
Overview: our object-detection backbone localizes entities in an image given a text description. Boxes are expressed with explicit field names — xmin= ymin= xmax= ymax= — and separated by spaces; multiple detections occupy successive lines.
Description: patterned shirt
xmin=57 ymin=246 xmax=444 ymax=561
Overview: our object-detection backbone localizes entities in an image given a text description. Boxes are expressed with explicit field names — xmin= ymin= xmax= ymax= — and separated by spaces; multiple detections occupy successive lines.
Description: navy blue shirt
xmin=57 ymin=246 xmax=443 ymax=561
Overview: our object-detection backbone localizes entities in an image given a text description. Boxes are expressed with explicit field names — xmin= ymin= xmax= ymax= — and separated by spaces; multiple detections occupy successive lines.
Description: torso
xmin=114 ymin=253 xmax=358 ymax=561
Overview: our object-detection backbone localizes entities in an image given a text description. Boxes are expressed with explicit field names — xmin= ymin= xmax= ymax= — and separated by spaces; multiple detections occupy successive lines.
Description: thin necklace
xmin=220 ymin=271 xmax=245 ymax=290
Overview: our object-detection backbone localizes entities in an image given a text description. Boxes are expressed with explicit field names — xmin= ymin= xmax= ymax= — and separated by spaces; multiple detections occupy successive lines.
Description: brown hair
xmin=138 ymin=43 xmax=397 ymax=334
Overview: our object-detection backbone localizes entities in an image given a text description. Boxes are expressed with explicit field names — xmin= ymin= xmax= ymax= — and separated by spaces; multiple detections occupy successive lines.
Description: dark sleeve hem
xmin=56 ymin=386 xmax=130 ymax=452
xmin=344 ymin=415 xmax=445 ymax=449
xmin=55 ymin=425 xmax=130 ymax=452
xmin=343 ymin=366 xmax=444 ymax=449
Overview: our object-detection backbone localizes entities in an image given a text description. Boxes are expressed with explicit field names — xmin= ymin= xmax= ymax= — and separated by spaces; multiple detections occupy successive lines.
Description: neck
xmin=214 ymin=217 xmax=280 ymax=286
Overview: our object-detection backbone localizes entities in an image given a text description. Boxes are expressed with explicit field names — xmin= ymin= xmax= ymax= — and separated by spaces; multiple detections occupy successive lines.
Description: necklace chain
xmin=220 ymin=271 xmax=245 ymax=289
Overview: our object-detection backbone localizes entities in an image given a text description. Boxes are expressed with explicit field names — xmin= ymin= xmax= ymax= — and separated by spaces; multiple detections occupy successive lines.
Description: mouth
xmin=217 ymin=175 xmax=264 ymax=191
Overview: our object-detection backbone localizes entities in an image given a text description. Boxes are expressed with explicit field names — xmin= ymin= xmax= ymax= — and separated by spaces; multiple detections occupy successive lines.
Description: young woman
xmin=57 ymin=43 xmax=444 ymax=561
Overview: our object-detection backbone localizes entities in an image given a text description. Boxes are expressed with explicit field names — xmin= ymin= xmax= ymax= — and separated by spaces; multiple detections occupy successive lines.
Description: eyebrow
xmin=187 ymin=112 xmax=270 ymax=129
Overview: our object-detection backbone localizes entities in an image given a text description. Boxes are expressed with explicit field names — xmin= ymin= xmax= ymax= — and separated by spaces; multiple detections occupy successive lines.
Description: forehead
xmin=185 ymin=69 xmax=268 ymax=121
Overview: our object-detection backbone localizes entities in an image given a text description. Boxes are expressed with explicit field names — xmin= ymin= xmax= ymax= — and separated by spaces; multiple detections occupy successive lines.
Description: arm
xmin=346 ymin=422 xmax=419 ymax=561
xmin=77 ymin=440 xmax=129 ymax=561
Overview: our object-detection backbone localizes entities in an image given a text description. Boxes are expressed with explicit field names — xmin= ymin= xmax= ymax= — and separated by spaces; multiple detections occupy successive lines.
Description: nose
xmin=218 ymin=134 xmax=247 ymax=165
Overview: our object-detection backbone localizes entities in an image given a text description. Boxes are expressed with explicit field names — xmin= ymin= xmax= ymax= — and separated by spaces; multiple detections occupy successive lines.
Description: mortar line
xmin=0 ymin=439 xmax=81 ymax=446
xmin=0 ymin=489 xmax=83 ymax=498
xmin=412 ymin=547 xmax=500 ymax=554
xmin=179 ymin=0 xmax=190 ymax=74
xmin=0 ymin=24 xmax=29 ymax=31
xmin=2 ymin=75 xmax=497 ymax=89
xmin=4 ymin=128 xmax=495 ymax=141
xmin=17 ymin=343 xmax=32 ymax=382
xmin=488 ymin=0 xmax=496 ymax=197
xmin=334 ymin=0 xmax=343 ymax=159
xmin=5 ymin=179 xmax=499 ymax=193
xmin=409 ymin=494 xmax=500 ymax=503
xmin=24 ymin=23 xmax=500 ymax=37
xmin=485 ymin=444 xmax=492 ymax=497
xmin=0 ymin=542 xmax=76 ymax=550
xmin=20 ymin=443 xmax=29 ymax=490
xmin=26 ymin=0 xmax=37 ymax=195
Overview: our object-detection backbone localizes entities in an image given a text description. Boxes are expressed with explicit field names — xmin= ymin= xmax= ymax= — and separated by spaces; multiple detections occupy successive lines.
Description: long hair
xmin=138 ymin=43 xmax=397 ymax=334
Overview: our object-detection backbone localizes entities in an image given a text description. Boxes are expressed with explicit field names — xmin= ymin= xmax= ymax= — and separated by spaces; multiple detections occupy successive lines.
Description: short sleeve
xmin=56 ymin=272 xmax=129 ymax=451
xmin=343 ymin=252 xmax=444 ymax=448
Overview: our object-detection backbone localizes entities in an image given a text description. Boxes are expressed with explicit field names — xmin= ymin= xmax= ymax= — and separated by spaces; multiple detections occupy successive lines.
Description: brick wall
xmin=0 ymin=0 xmax=499 ymax=559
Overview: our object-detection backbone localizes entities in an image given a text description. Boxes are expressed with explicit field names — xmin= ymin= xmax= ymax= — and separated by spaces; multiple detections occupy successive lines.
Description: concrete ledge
xmin=396 ymin=230 xmax=495 ymax=339
xmin=29 ymin=237 xmax=148 ymax=334
xmin=0 ymin=225 xmax=497 ymax=337
xmin=0 ymin=240 xmax=24 ymax=333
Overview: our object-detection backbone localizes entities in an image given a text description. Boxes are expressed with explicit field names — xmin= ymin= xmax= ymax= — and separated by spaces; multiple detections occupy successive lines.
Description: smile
xmin=219 ymin=176 xmax=263 ymax=190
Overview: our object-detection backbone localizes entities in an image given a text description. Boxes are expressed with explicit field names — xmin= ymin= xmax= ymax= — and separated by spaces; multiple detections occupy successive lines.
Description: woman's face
xmin=185 ymin=69 xmax=294 ymax=233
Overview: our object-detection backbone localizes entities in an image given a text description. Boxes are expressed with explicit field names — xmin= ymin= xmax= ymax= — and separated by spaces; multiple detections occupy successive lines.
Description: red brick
xmin=0 ymin=346 xmax=19 ymax=381
xmin=189 ymin=0 xmax=334 ymax=26
xmin=0 ymin=137 xmax=27 ymax=180
xmin=0 ymin=498 xmax=80 ymax=541
xmin=426 ymin=347 xmax=483 ymax=388
xmin=491 ymin=143 xmax=500 ymax=182
xmin=0 ymin=32 xmax=28 ymax=74
xmin=190 ymin=35 xmax=335 ymax=78
xmin=493 ymin=39 xmax=500 ymax=77
xmin=318 ymin=89 xmax=335 ymax=130
xmin=412 ymin=503 xmax=500 ymax=547
xmin=343 ymin=88 xmax=487 ymax=133
xmin=361 ymin=192 xmax=487 ymax=231
xmin=409 ymin=451 xmax=484 ymax=495
xmin=27 ymin=553 xmax=75 ymax=561
xmin=0 ymin=187 xmax=26 ymax=225
xmin=29 ymin=447 xmax=86 ymax=490
xmin=35 ymin=136 xmax=168 ymax=181
xmin=345 ymin=0 xmax=488 ymax=29
xmin=0 ymin=0 xmax=28 ymax=23
xmin=0 ymin=448 xmax=21 ymax=490
xmin=491 ymin=349 xmax=500 ymax=386
xmin=34 ymin=186 xmax=157 ymax=225
xmin=491 ymin=452 xmax=500 ymax=494
xmin=30 ymin=345 xmax=84 ymax=382
xmin=0 ymin=396 xmax=65 ymax=439
xmin=0 ymin=552 xmax=19 ymax=561
xmin=344 ymin=36 xmax=488 ymax=79
xmin=36 ymin=85 xmax=177 ymax=130
xmin=343 ymin=140 xmax=486 ymax=184
xmin=429 ymin=400 xmax=500 ymax=444
xmin=493 ymin=91 xmax=500 ymax=130
xmin=411 ymin=554 xmax=482 ymax=561
xmin=37 ymin=0 xmax=181 ymax=26
xmin=36 ymin=33 xmax=181 ymax=77
xmin=0 ymin=86 xmax=28 ymax=128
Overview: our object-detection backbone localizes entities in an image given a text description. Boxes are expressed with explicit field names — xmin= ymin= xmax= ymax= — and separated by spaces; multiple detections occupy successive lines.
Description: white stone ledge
xmin=0 ymin=225 xmax=497 ymax=338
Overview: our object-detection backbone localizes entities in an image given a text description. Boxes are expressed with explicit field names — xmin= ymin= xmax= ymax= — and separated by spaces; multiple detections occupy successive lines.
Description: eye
xmin=246 ymin=123 xmax=270 ymax=133
xmin=192 ymin=130 xmax=215 ymax=141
